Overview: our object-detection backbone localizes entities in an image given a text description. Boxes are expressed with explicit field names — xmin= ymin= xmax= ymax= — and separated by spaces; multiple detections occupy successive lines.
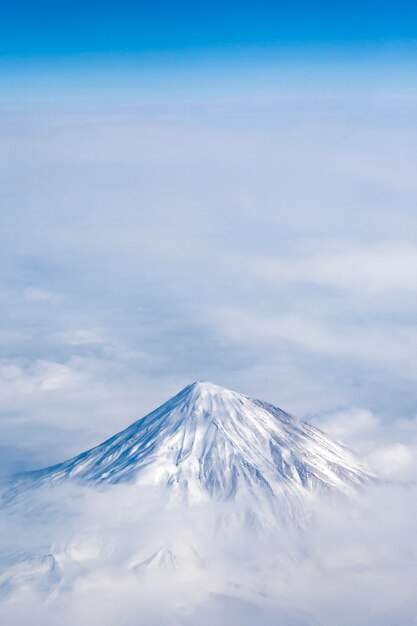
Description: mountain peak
xmin=186 ymin=380 xmax=241 ymax=402
xmin=18 ymin=382 xmax=372 ymax=506
xmin=189 ymin=380 xmax=226 ymax=393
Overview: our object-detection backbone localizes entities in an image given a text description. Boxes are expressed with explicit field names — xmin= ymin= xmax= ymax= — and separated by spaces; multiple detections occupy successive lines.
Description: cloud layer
xmin=1 ymin=92 xmax=416 ymax=623
xmin=1 ymin=95 xmax=417 ymax=473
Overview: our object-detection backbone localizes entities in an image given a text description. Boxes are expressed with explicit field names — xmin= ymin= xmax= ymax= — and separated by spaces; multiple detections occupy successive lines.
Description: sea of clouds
xmin=1 ymin=91 xmax=416 ymax=624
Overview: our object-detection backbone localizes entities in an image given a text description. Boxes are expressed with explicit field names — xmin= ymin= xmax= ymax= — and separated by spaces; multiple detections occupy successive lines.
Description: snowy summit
xmin=17 ymin=381 xmax=372 ymax=506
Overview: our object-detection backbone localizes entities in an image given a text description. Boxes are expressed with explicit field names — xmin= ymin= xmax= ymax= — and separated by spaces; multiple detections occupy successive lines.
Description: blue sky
xmin=2 ymin=0 xmax=417 ymax=56
xmin=1 ymin=0 xmax=417 ymax=103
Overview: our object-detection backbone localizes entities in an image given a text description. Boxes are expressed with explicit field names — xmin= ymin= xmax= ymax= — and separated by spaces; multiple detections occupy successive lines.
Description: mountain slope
xmin=17 ymin=382 xmax=372 ymax=504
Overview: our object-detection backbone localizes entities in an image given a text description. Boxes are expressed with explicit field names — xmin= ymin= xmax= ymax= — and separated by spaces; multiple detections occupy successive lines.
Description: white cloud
xmin=368 ymin=443 xmax=415 ymax=478
xmin=0 ymin=360 xmax=81 ymax=394
xmin=57 ymin=329 xmax=104 ymax=345
xmin=251 ymin=244 xmax=417 ymax=294
xmin=312 ymin=407 xmax=379 ymax=442
xmin=23 ymin=287 xmax=63 ymax=302
xmin=1 ymin=469 xmax=417 ymax=626
xmin=209 ymin=308 xmax=417 ymax=382
xmin=312 ymin=407 xmax=417 ymax=480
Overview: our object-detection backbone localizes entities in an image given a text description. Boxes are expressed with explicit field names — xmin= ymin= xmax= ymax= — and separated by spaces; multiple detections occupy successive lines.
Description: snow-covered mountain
xmin=17 ymin=382 xmax=372 ymax=506
xmin=1 ymin=382 xmax=381 ymax=624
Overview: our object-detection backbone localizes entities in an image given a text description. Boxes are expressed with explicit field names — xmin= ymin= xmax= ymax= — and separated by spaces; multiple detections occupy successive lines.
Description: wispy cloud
xmin=1 ymin=94 xmax=416 ymax=471
xmin=251 ymin=244 xmax=417 ymax=294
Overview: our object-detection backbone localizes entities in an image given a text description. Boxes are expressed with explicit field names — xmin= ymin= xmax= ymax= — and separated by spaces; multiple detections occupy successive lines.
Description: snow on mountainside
xmin=1 ymin=382 xmax=378 ymax=620
xmin=16 ymin=382 xmax=372 ymax=504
